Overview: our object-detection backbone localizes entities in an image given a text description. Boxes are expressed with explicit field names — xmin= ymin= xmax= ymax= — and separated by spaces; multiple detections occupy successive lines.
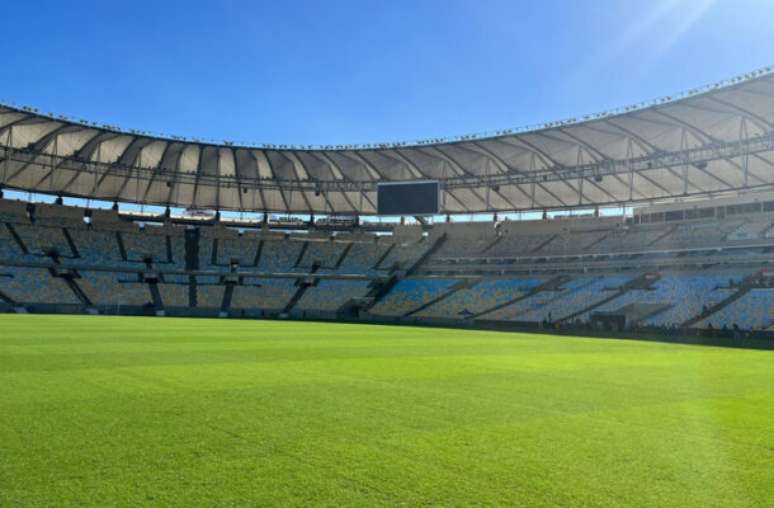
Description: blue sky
xmin=1 ymin=0 xmax=772 ymax=147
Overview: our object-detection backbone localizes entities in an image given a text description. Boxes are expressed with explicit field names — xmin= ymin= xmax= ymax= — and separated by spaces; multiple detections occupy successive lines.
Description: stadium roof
xmin=2 ymin=66 xmax=774 ymax=215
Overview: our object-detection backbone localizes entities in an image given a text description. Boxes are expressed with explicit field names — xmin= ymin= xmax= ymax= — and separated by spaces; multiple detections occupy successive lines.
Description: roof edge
xmin=1 ymin=65 xmax=773 ymax=152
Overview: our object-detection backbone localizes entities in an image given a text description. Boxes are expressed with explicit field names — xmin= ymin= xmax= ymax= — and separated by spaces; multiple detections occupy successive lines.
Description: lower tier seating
xmin=158 ymin=283 xmax=189 ymax=307
xmin=231 ymin=278 xmax=297 ymax=311
xmin=77 ymin=271 xmax=152 ymax=307
xmin=295 ymin=279 xmax=371 ymax=312
xmin=0 ymin=266 xmax=79 ymax=304
xmin=415 ymin=278 xmax=543 ymax=319
xmin=197 ymin=285 xmax=225 ymax=308
xmin=514 ymin=276 xmax=631 ymax=323
xmin=483 ymin=277 xmax=600 ymax=321
xmin=369 ymin=278 xmax=459 ymax=317
xmin=585 ymin=274 xmax=742 ymax=327
xmin=696 ymin=289 xmax=774 ymax=331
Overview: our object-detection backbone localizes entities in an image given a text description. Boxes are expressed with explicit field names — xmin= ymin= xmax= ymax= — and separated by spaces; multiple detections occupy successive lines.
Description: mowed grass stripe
xmin=0 ymin=314 xmax=772 ymax=507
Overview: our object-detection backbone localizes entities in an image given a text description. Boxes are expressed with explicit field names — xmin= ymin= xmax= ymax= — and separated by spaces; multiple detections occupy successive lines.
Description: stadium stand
xmin=481 ymin=276 xmax=625 ymax=323
xmin=12 ymin=224 xmax=73 ymax=257
xmin=376 ymin=240 xmax=432 ymax=271
xmin=256 ymin=239 xmax=305 ymax=273
xmin=519 ymin=275 xmax=632 ymax=322
xmin=295 ymin=279 xmax=372 ymax=312
xmin=5 ymin=69 xmax=774 ymax=343
xmin=68 ymin=228 xmax=127 ymax=267
xmin=196 ymin=284 xmax=225 ymax=309
xmin=0 ymin=223 xmax=24 ymax=259
xmin=584 ymin=274 xmax=743 ymax=327
xmin=231 ymin=278 xmax=298 ymax=312
xmin=158 ymin=283 xmax=190 ymax=308
xmin=696 ymin=289 xmax=774 ymax=331
xmin=414 ymin=278 xmax=543 ymax=318
xmin=726 ymin=217 xmax=774 ymax=241
xmin=336 ymin=240 xmax=389 ymax=274
xmin=586 ymin=224 xmax=673 ymax=253
xmin=77 ymin=271 xmax=152 ymax=308
xmin=298 ymin=239 xmax=348 ymax=270
xmin=369 ymin=278 xmax=459 ymax=317
xmin=1 ymin=193 xmax=774 ymax=336
xmin=122 ymin=228 xmax=169 ymax=264
xmin=216 ymin=236 xmax=260 ymax=267
xmin=0 ymin=266 xmax=79 ymax=304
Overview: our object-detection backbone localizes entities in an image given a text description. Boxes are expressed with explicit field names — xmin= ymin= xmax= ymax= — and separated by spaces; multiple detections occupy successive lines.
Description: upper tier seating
xmin=726 ymin=217 xmax=774 ymax=241
xmin=536 ymin=230 xmax=609 ymax=255
xmin=34 ymin=203 xmax=86 ymax=228
xmin=299 ymin=240 xmax=348 ymax=269
xmin=433 ymin=230 xmax=494 ymax=258
xmin=169 ymin=236 xmax=187 ymax=269
xmin=257 ymin=240 xmax=305 ymax=273
xmin=121 ymin=230 xmax=169 ymax=264
xmin=377 ymin=241 xmax=431 ymax=271
xmin=653 ymin=220 xmax=744 ymax=250
xmin=0 ymin=200 xmax=29 ymax=223
xmin=198 ymin=236 xmax=216 ymax=270
xmin=485 ymin=234 xmax=555 ymax=257
xmin=12 ymin=224 xmax=73 ymax=257
xmin=68 ymin=228 xmax=130 ymax=267
xmin=0 ymin=224 xmax=24 ymax=260
xmin=217 ymin=237 xmax=260 ymax=266
xmin=565 ymin=224 xmax=667 ymax=254
xmin=162 ymin=274 xmax=189 ymax=283
xmin=336 ymin=241 xmax=389 ymax=274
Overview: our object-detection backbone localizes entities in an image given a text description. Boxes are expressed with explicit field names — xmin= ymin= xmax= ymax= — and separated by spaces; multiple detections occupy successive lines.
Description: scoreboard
xmin=376 ymin=181 xmax=440 ymax=216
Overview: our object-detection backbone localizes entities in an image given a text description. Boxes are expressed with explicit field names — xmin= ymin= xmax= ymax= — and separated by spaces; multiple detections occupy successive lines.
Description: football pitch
xmin=1 ymin=315 xmax=772 ymax=507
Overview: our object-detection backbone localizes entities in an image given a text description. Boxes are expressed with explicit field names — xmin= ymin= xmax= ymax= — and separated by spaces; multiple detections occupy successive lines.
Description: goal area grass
xmin=1 ymin=315 xmax=772 ymax=507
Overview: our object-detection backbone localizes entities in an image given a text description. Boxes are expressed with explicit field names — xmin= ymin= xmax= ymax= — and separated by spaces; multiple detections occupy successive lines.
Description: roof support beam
xmin=497 ymin=137 xmax=581 ymax=205
xmin=348 ymin=151 xmax=389 ymax=181
xmin=141 ymin=142 xmax=174 ymax=204
xmin=282 ymin=152 xmax=315 ymax=213
xmin=468 ymin=141 xmax=546 ymax=207
xmin=190 ymin=146 xmax=204 ymax=209
xmin=425 ymin=146 xmax=500 ymax=210
xmin=706 ymin=96 xmax=773 ymax=132
xmin=260 ymin=153 xmax=290 ymax=213
xmin=247 ymin=151 xmax=270 ymax=212
xmin=317 ymin=152 xmax=376 ymax=212
xmin=3 ymin=125 xmax=80 ymax=184
xmin=431 ymin=145 xmax=520 ymax=210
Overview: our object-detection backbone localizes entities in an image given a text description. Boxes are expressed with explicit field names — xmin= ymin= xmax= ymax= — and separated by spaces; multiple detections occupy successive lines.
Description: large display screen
xmin=377 ymin=181 xmax=440 ymax=215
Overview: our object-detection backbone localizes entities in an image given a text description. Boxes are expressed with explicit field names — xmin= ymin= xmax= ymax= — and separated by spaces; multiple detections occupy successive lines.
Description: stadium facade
xmin=1 ymin=67 xmax=774 ymax=337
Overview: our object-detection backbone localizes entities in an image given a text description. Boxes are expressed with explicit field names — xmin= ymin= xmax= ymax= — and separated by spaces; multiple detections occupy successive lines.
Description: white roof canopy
xmin=2 ymin=67 xmax=774 ymax=214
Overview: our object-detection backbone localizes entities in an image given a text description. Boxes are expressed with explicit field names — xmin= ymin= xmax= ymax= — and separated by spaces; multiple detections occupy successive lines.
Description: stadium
xmin=2 ymin=68 xmax=774 ymax=335
xmin=2 ymin=8 xmax=774 ymax=504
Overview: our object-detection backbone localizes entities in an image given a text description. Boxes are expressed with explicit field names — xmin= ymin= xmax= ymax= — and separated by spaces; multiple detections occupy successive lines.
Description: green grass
xmin=0 ymin=315 xmax=773 ymax=507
